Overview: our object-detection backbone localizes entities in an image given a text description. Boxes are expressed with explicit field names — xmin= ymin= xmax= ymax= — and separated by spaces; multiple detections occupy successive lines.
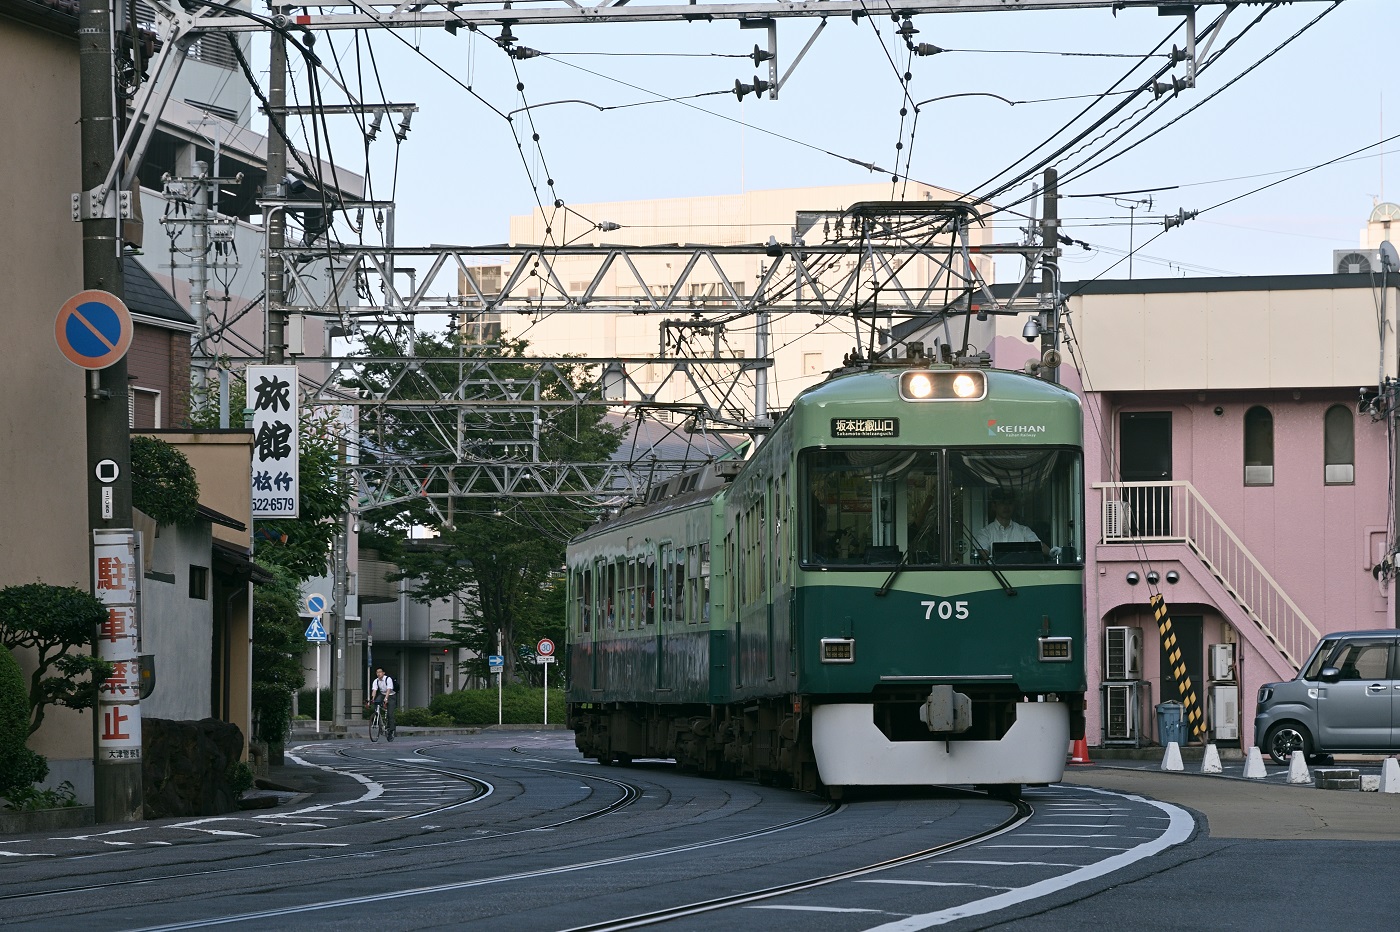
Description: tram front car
xmin=794 ymin=364 xmax=1086 ymax=793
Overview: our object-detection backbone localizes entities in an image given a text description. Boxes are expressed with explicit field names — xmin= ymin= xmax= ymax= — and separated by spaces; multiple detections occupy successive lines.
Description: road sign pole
xmin=543 ymin=659 xmax=548 ymax=727
xmin=315 ymin=642 xmax=322 ymax=734
xmin=497 ymin=632 xmax=503 ymax=726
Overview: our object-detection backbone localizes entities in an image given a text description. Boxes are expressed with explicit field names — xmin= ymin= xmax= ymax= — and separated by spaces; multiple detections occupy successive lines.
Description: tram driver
xmin=974 ymin=488 xmax=1060 ymax=563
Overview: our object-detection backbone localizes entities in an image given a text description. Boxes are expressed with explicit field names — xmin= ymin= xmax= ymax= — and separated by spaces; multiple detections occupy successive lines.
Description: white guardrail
xmin=1095 ymin=480 xmax=1319 ymax=670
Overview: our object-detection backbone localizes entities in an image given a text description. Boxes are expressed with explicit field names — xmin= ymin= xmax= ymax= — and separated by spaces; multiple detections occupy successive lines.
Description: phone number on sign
xmin=253 ymin=497 xmax=296 ymax=513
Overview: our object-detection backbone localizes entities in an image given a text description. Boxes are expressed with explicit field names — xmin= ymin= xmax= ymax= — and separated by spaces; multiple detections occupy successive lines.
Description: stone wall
xmin=142 ymin=718 xmax=244 ymax=819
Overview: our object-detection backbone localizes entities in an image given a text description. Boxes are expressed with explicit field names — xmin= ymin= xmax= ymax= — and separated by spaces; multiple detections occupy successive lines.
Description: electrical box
xmin=1211 ymin=685 xmax=1239 ymax=741
xmin=1209 ymin=643 xmax=1236 ymax=682
xmin=1105 ymin=626 xmax=1142 ymax=681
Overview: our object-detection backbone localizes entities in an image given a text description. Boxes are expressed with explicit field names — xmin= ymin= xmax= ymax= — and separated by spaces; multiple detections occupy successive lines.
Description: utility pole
xmin=79 ymin=0 xmax=142 ymax=821
xmin=1039 ymin=168 xmax=1060 ymax=386
xmin=265 ymin=12 xmax=289 ymax=365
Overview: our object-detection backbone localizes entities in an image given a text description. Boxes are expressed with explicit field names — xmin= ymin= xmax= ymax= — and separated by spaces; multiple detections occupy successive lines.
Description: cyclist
xmin=370 ymin=667 xmax=396 ymax=741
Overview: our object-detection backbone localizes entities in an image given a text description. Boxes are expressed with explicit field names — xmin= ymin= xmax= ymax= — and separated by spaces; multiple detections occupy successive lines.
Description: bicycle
xmin=368 ymin=700 xmax=395 ymax=742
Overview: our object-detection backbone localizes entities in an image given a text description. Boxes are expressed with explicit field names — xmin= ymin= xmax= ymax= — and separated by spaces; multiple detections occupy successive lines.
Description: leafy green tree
xmin=0 ymin=584 xmax=111 ymax=734
xmin=130 ymin=436 xmax=200 ymax=526
xmin=350 ymin=330 xmax=623 ymax=683
xmin=250 ymin=564 xmax=306 ymax=745
xmin=0 ymin=647 xmax=47 ymax=797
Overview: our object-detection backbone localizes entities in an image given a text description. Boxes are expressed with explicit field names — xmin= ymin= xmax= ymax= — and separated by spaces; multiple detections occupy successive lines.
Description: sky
xmin=263 ymin=0 xmax=1399 ymax=288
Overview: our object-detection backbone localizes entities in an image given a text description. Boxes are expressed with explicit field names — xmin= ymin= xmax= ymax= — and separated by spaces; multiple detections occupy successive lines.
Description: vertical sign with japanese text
xmin=248 ymin=365 xmax=300 ymax=518
xmin=94 ymin=529 xmax=142 ymax=762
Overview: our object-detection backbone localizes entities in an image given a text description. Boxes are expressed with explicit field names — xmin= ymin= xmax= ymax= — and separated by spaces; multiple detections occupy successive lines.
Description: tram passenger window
xmin=580 ymin=569 xmax=592 ymax=633
xmin=645 ymin=553 xmax=656 ymax=625
xmin=700 ymin=543 xmax=712 ymax=623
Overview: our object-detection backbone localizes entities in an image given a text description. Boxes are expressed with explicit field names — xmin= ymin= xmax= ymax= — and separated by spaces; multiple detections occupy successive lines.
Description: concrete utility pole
xmin=79 ymin=0 xmax=142 ymax=821
xmin=264 ymin=13 xmax=289 ymax=366
xmin=1039 ymin=168 xmax=1060 ymax=386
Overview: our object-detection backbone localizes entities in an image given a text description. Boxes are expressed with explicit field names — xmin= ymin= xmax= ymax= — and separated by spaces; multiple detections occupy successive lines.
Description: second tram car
xmin=565 ymin=357 xmax=1085 ymax=798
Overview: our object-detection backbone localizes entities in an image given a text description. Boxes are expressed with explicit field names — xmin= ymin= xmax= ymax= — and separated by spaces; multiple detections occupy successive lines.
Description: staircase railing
xmin=1095 ymin=480 xmax=1319 ymax=670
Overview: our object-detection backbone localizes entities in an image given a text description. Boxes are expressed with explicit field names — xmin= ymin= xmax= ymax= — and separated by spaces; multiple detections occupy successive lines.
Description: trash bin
xmin=1156 ymin=701 xmax=1187 ymax=746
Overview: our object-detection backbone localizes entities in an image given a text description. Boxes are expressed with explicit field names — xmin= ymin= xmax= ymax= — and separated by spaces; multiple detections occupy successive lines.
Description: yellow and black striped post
xmin=1150 ymin=593 xmax=1206 ymax=739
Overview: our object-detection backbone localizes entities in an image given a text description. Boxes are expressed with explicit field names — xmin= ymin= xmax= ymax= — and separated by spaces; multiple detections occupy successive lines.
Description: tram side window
xmin=579 ymin=568 xmax=591 ymax=633
xmin=605 ymin=561 xmax=617 ymax=628
xmin=700 ymin=543 xmax=712 ymax=623
xmin=644 ymin=552 xmax=657 ymax=625
xmin=948 ymin=449 xmax=1084 ymax=566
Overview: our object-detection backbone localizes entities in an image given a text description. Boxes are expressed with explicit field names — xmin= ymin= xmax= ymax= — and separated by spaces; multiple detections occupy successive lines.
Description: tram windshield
xmin=801 ymin=448 xmax=1083 ymax=568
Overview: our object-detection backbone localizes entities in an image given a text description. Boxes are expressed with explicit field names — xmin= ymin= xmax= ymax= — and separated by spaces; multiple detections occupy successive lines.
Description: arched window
xmin=1244 ymin=406 xmax=1274 ymax=486
xmin=1324 ymin=404 xmax=1355 ymax=485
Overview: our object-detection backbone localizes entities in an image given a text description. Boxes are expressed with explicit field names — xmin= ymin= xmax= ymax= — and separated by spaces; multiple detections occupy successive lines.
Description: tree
xmin=0 ymin=584 xmax=110 ymax=734
xmin=250 ymin=565 xmax=306 ymax=746
xmin=130 ymin=436 xmax=200 ymax=527
xmin=351 ymin=330 xmax=623 ymax=683
xmin=0 ymin=647 xmax=47 ymax=797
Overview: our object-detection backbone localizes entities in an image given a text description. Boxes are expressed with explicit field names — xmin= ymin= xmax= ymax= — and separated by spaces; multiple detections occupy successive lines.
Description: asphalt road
xmin=1 ymin=732 xmax=1397 ymax=931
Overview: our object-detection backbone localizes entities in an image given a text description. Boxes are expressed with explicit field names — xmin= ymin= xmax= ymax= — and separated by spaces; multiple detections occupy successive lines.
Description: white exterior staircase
xmin=1095 ymin=481 xmax=1319 ymax=675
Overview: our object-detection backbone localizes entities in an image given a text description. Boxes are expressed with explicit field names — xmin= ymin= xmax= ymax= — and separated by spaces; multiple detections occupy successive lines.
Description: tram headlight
xmin=898 ymin=369 xmax=986 ymax=401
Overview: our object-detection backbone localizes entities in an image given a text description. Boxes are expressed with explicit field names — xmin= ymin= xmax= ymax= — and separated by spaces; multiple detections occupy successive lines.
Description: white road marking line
xmin=55 ymin=827 xmax=149 ymax=840
xmin=857 ymin=880 xmax=1013 ymax=890
xmin=939 ymin=860 xmax=1082 ymax=867
xmin=183 ymin=829 xmax=260 ymax=838
xmin=264 ymin=842 xmax=350 ymax=847
xmin=0 ymin=852 xmax=55 ymax=858
xmin=747 ymin=906 xmax=891 ymax=914
xmin=858 ymin=791 xmax=1193 ymax=932
xmin=981 ymin=845 xmax=1129 ymax=850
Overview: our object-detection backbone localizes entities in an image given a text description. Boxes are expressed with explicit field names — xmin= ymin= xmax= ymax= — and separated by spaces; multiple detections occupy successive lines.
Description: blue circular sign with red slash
xmin=56 ymin=290 xmax=133 ymax=370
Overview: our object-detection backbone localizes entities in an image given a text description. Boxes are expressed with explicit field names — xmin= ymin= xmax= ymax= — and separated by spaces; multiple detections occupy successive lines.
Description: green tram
xmin=565 ymin=359 xmax=1086 ymax=799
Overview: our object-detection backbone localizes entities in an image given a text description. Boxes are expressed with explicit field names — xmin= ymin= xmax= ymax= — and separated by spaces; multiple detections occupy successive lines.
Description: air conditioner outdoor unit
xmin=1209 ymin=643 xmax=1236 ymax=681
xmin=1105 ymin=626 xmax=1142 ymax=681
xmin=1105 ymin=683 xmax=1140 ymax=741
xmin=1211 ymin=685 xmax=1239 ymax=741
xmin=1334 ymin=249 xmax=1381 ymax=274
xmin=1103 ymin=499 xmax=1130 ymax=538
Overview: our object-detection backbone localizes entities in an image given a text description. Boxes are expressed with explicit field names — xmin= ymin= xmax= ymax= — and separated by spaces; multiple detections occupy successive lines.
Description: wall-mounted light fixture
xmin=1126 ymin=571 xmax=1140 ymax=585
xmin=1146 ymin=571 xmax=1160 ymax=585
xmin=1214 ymin=406 xmax=1224 ymax=416
xmin=1166 ymin=570 xmax=1180 ymax=584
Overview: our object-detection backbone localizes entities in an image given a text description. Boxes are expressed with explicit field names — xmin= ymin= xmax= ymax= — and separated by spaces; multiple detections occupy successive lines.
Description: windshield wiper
xmin=875 ymin=551 xmax=909 ymax=598
xmin=960 ymin=523 xmax=1017 ymax=596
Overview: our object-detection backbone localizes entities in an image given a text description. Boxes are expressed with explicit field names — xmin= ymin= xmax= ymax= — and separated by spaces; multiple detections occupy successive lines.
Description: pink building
xmin=989 ymin=266 xmax=1398 ymax=750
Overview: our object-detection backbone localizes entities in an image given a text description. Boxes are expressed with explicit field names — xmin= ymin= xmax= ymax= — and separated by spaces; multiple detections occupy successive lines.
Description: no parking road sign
xmin=56 ymin=290 xmax=133 ymax=370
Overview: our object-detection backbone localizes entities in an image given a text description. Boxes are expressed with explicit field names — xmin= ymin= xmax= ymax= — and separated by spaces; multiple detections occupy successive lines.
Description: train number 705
xmin=921 ymin=600 xmax=970 ymax=621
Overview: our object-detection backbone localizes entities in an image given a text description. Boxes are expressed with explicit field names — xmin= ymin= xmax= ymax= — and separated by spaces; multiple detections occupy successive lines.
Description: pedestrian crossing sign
xmin=304 ymin=618 xmax=329 ymax=642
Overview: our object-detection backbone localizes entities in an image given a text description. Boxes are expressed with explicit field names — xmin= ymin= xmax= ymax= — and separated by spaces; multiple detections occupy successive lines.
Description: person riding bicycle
xmin=370 ymin=667 xmax=396 ymax=740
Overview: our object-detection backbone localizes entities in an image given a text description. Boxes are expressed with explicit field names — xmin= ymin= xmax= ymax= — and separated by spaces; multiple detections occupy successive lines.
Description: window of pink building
xmin=1244 ymin=406 xmax=1273 ymax=486
xmin=1324 ymin=405 xmax=1354 ymax=485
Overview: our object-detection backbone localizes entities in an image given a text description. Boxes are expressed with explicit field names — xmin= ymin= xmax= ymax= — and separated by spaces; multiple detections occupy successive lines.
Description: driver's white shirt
xmin=975 ymin=519 xmax=1039 ymax=551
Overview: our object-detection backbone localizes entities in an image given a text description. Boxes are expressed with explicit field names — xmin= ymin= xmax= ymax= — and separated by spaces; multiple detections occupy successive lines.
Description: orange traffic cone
xmin=1068 ymin=737 xmax=1091 ymax=764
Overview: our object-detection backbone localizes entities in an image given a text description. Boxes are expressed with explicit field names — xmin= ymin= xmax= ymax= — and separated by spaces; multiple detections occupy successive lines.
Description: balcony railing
xmin=1095 ymin=481 xmax=1319 ymax=670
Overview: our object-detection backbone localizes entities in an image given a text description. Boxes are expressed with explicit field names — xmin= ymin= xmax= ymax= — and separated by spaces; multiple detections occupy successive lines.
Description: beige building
xmin=0 ymin=7 xmax=94 ymax=786
xmin=490 ymin=183 xmax=999 ymax=418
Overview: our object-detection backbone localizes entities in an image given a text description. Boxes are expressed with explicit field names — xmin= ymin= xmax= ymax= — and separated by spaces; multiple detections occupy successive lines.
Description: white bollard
xmin=1243 ymin=747 xmax=1268 ymax=779
xmin=1382 ymin=758 xmax=1400 ymax=794
xmin=1200 ymin=743 xmax=1223 ymax=774
xmin=1287 ymin=749 xmax=1312 ymax=785
xmin=1161 ymin=741 xmax=1184 ymax=772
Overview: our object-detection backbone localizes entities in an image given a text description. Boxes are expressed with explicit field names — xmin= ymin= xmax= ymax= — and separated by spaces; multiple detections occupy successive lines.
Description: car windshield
xmin=1301 ymin=638 xmax=1341 ymax=680
xmin=801 ymin=447 xmax=1083 ymax=567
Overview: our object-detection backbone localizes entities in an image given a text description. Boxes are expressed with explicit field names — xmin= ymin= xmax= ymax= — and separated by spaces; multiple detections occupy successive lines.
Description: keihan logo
xmin=988 ymin=419 xmax=1046 ymax=436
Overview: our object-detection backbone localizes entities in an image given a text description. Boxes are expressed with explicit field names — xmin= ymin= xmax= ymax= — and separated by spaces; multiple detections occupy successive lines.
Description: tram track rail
xmin=0 ymin=743 xmax=644 ymax=904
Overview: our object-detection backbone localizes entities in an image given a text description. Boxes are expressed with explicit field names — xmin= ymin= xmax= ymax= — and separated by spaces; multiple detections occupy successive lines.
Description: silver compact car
xmin=1254 ymin=630 xmax=1400 ymax=764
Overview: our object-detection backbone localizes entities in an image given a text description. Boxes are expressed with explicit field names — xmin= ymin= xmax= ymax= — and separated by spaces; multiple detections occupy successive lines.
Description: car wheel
xmin=1265 ymin=723 xmax=1311 ymax=765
